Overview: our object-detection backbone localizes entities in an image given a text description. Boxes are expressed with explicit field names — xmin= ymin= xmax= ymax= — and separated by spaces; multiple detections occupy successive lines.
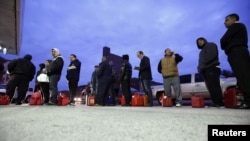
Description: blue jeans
xmin=141 ymin=79 xmax=153 ymax=105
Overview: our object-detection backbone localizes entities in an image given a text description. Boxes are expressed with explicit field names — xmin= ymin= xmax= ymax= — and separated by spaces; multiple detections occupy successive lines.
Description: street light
xmin=0 ymin=45 xmax=7 ymax=55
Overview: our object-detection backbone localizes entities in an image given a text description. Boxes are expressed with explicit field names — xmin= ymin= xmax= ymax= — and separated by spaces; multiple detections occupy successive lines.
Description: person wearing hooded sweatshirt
xmin=196 ymin=37 xmax=224 ymax=108
xmin=157 ymin=48 xmax=183 ymax=107
xmin=47 ymin=48 xmax=64 ymax=105
xmin=6 ymin=54 xmax=36 ymax=105
xmin=220 ymin=13 xmax=250 ymax=109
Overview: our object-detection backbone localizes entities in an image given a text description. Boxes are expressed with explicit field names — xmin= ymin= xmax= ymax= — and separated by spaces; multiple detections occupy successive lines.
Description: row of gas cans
xmin=0 ymin=88 xmax=242 ymax=107
xmin=191 ymin=88 xmax=241 ymax=108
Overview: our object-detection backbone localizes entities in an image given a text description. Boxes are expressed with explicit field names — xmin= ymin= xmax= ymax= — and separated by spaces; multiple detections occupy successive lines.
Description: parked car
xmin=151 ymin=73 xmax=239 ymax=105
xmin=0 ymin=84 xmax=34 ymax=103
xmin=0 ymin=84 xmax=6 ymax=94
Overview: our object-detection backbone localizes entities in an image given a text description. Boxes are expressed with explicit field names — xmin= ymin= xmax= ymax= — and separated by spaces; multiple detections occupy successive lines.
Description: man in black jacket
xmin=135 ymin=51 xmax=153 ymax=106
xmin=197 ymin=37 xmax=224 ymax=108
xmin=6 ymin=54 xmax=36 ymax=105
xmin=120 ymin=54 xmax=132 ymax=106
xmin=47 ymin=48 xmax=64 ymax=105
xmin=220 ymin=13 xmax=250 ymax=109
xmin=96 ymin=56 xmax=112 ymax=106
xmin=66 ymin=54 xmax=81 ymax=105
xmin=91 ymin=65 xmax=99 ymax=94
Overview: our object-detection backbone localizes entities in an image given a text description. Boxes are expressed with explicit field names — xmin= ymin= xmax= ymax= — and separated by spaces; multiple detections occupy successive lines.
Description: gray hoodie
xmin=196 ymin=37 xmax=220 ymax=73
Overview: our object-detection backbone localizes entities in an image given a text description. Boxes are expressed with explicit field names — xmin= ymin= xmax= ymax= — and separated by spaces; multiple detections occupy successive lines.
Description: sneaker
xmin=68 ymin=102 xmax=75 ymax=106
xmin=95 ymin=103 xmax=102 ymax=106
xmin=233 ymin=103 xmax=250 ymax=109
xmin=47 ymin=102 xmax=56 ymax=105
xmin=175 ymin=103 xmax=182 ymax=107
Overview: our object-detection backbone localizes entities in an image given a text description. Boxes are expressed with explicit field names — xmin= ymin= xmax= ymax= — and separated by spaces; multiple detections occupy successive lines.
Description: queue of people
xmin=3 ymin=13 xmax=250 ymax=109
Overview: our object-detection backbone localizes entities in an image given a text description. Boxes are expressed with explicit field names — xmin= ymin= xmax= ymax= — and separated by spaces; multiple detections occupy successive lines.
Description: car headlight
xmin=74 ymin=97 xmax=82 ymax=101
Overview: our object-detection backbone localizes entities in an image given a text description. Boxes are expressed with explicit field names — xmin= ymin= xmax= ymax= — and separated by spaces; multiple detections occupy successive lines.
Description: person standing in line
xmin=119 ymin=54 xmax=132 ymax=106
xmin=220 ymin=13 xmax=250 ymax=109
xmin=34 ymin=63 xmax=46 ymax=92
xmin=95 ymin=56 xmax=112 ymax=106
xmin=6 ymin=54 xmax=36 ymax=105
xmin=157 ymin=48 xmax=183 ymax=107
xmin=91 ymin=65 xmax=99 ymax=94
xmin=66 ymin=54 xmax=81 ymax=106
xmin=38 ymin=59 xmax=52 ymax=104
xmin=196 ymin=37 xmax=224 ymax=108
xmin=107 ymin=60 xmax=116 ymax=105
xmin=134 ymin=51 xmax=153 ymax=107
xmin=47 ymin=48 xmax=64 ymax=105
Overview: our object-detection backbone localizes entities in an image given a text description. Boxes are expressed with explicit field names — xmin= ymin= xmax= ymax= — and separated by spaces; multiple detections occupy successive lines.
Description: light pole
xmin=0 ymin=45 xmax=7 ymax=55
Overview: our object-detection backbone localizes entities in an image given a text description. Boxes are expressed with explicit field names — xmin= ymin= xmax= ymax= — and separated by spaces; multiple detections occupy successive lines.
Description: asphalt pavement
xmin=0 ymin=101 xmax=249 ymax=141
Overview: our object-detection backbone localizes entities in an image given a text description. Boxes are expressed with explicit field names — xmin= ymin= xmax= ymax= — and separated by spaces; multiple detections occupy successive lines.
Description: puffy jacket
xmin=158 ymin=53 xmax=183 ymax=77
xmin=120 ymin=60 xmax=132 ymax=81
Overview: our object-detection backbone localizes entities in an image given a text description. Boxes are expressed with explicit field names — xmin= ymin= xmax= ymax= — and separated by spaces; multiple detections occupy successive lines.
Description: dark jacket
xmin=97 ymin=60 xmax=112 ymax=80
xmin=66 ymin=59 xmax=81 ymax=82
xmin=120 ymin=60 xmax=132 ymax=81
xmin=196 ymin=37 xmax=220 ymax=73
xmin=220 ymin=22 xmax=248 ymax=54
xmin=35 ymin=64 xmax=45 ymax=84
xmin=91 ymin=70 xmax=98 ymax=91
xmin=47 ymin=56 xmax=64 ymax=76
xmin=139 ymin=56 xmax=152 ymax=80
xmin=7 ymin=57 xmax=36 ymax=81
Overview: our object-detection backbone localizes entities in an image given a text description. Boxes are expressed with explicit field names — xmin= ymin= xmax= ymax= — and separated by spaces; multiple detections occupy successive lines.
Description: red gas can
xmin=162 ymin=93 xmax=173 ymax=107
xmin=0 ymin=94 xmax=10 ymax=105
xmin=131 ymin=93 xmax=144 ymax=106
xmin=224 ymin=88 xmax=238 ymax=108
xmin=191 ymin=94 xmax=205 ymax=108
xmin=120 ymin=95 xmax=126 ymax=106
xmin=30 ymin=92 xmax=42 ymax=105
xmin=87 ymin=95 xmax=95 ymax=106
xmin=57 ymin=93 xmax=70 ymax=106
xmin=143 ymin=94 xmax=148 ymax=106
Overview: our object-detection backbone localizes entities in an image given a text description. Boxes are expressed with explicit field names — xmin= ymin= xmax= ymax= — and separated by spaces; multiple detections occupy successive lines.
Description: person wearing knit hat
xmin=23 ymin=54 xmax=32 ymax=61
xmin=122 ymin=54 xmax=129 ymax=60
xmin=120 ymin=54 xmax=132 ymax=106
xmin=47 ymin=48 xmax=64 ymax=105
